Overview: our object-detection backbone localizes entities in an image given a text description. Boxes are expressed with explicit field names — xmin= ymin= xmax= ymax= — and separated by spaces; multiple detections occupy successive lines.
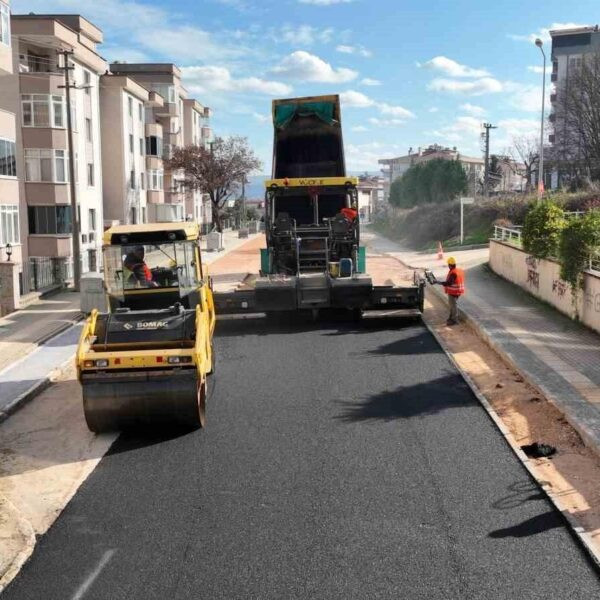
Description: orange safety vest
xmin=444 ymin=267 xmax=465 ymax=296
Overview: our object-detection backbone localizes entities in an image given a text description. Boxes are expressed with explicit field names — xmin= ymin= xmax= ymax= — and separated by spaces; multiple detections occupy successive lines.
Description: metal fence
xmin=27 ymin=257 xmax=69 ymax=291
xmin=492 ymin=226 xmax=600 ymax=275
xmin=492 ymin=225 xmax=522 ymax=246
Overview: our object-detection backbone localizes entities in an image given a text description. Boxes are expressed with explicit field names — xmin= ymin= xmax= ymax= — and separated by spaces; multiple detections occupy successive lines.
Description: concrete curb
xmin=422 ymin=308 xmax=600 ymax=571
xmin=0 ymin=316 xmax=83 ymax=424
xmin=427 ymin=284 xmax=600 ymax=465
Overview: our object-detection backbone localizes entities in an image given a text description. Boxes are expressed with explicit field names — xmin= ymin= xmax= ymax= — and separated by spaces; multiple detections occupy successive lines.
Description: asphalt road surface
xmin=3 ymin=316 xmax=600 ymax=599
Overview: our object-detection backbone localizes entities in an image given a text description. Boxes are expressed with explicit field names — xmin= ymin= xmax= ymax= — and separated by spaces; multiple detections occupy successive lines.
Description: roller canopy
xmin=274 ymin=101 xmax=337 ymax=129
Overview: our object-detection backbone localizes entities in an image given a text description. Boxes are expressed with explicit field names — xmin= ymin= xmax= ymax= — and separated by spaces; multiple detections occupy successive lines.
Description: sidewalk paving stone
xmin=363 ymin=228 xmax=600 ymax=457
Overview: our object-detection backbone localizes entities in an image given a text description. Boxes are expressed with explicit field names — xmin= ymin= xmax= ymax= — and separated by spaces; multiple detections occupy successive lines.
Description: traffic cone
xmin=437 ymin=241 xmax=444 ymax=260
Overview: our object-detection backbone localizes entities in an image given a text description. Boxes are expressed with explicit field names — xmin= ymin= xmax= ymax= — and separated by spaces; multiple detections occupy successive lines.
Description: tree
xmin=167 ymin=136 xmax=262 ymax=232
xmin=507 ymin=135 xmax=539 ymax=192
xmin=553 ymin=51 xmax=600 ymax=183
xmin=522 ymin=200 xmax=566 ymax=259
xmin=388 ymin=159 xmax=468 ymax=208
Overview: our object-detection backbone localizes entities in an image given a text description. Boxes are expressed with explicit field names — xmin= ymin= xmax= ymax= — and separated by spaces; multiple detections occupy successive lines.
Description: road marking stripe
xmin=71 ymin=549 xmax=115 ymax=600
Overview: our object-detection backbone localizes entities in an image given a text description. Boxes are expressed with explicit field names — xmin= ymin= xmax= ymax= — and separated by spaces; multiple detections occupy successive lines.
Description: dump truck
xmin=76 ymin=222 xmax=216 ymax=432
xmin=213 ymin=94 xmax=425 ymax=318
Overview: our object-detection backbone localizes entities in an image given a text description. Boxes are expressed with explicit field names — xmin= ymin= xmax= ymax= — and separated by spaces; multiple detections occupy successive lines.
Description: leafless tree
xmin=167 ymin=136 xmax=262 ymax=232
xmin=507 ymin=135 xmax=539 ymax=192
xmin=553 ymin=51 xmax=600 ymax=184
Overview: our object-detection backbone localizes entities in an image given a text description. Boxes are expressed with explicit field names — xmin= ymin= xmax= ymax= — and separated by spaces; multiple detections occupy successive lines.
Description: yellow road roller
xmin=76 ymin=222 xmax=216 ymax=432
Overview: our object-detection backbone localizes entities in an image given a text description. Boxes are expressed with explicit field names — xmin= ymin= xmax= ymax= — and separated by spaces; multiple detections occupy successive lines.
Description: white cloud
xmin=527 ymin=66 xmax=545 ymax=74
xmin=428 ymin=77 xmax=503 ymax=95
xmin=340 ymin=90 xmax=375 ymax=107
xmin=182 ymin=66 xmax=292 ymax=96
xmin=345 ymin=141 xmax=402 ymax=171
xmin=497 ymin=118 xmax=539 ymax=137
xmin=272 ymin=51 xmax=357 ymax=82
xmin=431 ymin=116 xmax=483 ymax=143
xmin=420 ymin=56 xmax=489 ymax=78
xmin=360 ymin=78 xmax=381 ymax=86
xmin=351 ymin=125 xmax=369 ymax=132
xmin=298 ymin=0 xmax=355 ymax=4
xmin=368 ymin=117 xmax=406 ymax=127
xmin=506 ymin=82 xmax=550 ymax=113
xmin=509 ymin=22 xmax=589 ymax=43
xmin=103 ymin=46 xmax=150 ymax=63
xmin=252 ymin=112 xmax=271 ymax=123
xmin=340 ymin=91 xmax=415 ymax=119
xmin=428 ymin=107 xmax=439 ymax=113
xmin=278 ymin=25 xmax=334 ymax=45
xmin=379 ymin=103 xmax=415 ymax=118
xmin=460 ymin=103 xmax=486 ymax=116
xmin=336 ymin=44 xmax=372 ymax=57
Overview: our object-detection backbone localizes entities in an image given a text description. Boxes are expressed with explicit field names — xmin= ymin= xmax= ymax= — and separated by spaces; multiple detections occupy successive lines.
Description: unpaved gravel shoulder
xmin=425 ymin=289 xmax=600 ymax=552
xmin=0 ymin=365 xmax=116 ymax=591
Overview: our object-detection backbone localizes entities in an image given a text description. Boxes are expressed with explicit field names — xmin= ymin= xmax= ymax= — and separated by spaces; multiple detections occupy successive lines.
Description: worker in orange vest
xmin=435 ymin=256 xmax=465 ymax=325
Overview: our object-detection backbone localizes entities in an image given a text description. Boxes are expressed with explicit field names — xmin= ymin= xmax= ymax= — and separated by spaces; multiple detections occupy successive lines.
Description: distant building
xmin=549 ymin=25 xmax=600 ymax=187
xmin=356 ymin=175 xmax=384 ymax=221
xmin=379 ymin=145 xmax=485 ymax=200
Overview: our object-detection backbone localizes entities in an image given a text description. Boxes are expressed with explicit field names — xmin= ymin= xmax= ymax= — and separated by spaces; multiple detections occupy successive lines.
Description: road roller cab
xmin=76 ymin=222 xmax=216 ymax=432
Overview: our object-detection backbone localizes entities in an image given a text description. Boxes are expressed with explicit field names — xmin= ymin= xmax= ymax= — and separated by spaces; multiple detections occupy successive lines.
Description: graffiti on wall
xmin=552 ymin=279 xmax=568 ymax=298
xmin=525 ymin=256 xmax=539 ymax=290
xmin=584 ymin=291 xmax=600 ymax=313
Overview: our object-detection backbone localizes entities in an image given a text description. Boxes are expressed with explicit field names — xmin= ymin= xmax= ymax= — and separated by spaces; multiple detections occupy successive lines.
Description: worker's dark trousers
xmin=448 ymin=294 xmax=459 ymax=322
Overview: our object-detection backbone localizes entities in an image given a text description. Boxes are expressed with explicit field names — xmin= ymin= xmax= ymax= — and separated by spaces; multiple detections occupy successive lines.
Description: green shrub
xmin=559 ymin=210 xmax=600 ymax=289
xmin=522 ymin=201 xmax=566 ymax=259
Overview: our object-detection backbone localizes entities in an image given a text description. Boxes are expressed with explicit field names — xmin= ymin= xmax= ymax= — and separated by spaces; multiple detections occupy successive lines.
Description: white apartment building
xmin=100 ymin=74 xmax=150 ymax=226
xmin=11 ymin=14 xmax=106 ymax=288
xmin=549 ymin=25 xmax=600 ymax=187
xmin=182 ymin=98 xmax=212 ymax=230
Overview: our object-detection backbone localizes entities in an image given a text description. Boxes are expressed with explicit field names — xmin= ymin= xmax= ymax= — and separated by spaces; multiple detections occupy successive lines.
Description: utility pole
xmin=58 ymin=50 xmax=81 ymax=291
xmin=482 ymin=122 xmax=497 ymax=197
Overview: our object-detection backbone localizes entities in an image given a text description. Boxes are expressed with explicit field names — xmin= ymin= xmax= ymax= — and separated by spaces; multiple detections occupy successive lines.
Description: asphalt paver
xmin=3 ymin=316 xmax=600 ymax=599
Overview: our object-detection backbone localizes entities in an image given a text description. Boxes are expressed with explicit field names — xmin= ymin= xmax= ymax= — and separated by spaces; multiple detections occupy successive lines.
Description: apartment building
xmin=10 ymin=14 xmax=106 ymax=291
xmin=182 ymin=98 xmax=212 ymax=230
xmin=100 ymin=74 xmax=151 ymax=226
xmin=356 ymin=175 xmax=384 ymax=221
xmin=379 ymin=145 xmax=485 ymax=199
xmin=549 ymin=25 xmax=600 ymax=187
xmin=0 ymin=0 xmax=21 ymax=275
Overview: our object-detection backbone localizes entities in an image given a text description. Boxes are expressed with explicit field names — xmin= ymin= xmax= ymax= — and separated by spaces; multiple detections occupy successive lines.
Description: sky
xmin=10 ymin=0 xmax=599 ymax=173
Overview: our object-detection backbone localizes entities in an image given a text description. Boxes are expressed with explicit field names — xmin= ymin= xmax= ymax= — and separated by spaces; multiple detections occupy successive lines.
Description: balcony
xmin=549 ymin=134 xmax=556 ymax=144
xmin=145 ymin=155 xmax=162 ymax=170
xmin=549 ymin=113 xmax=556 ymax=123
xmin=28 ymin=234 xmax=71 ymax=258
xmin=25 ymin=183 xmax=69 ymax=204
xmin=155 ymin=102 xmax=178 ymax=117
xmin=146 ymin=190 xmax=164 ymax=204
xmin=19 ymin=71 xmax=64 ymax=94
xmin=551 ymin=73 xmax=558 ymax=82
xmin=550 ymin=93 xmax=557 ymax=103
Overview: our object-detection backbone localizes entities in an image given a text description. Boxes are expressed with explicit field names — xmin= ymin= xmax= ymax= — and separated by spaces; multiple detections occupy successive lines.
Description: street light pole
xmin=535 ymin=38 xmax=546 ymax=199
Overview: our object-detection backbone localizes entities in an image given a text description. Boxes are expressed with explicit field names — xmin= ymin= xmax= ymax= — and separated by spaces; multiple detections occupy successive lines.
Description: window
xmin=147 ymin=169 xmax=164 ymax=191
xmin=141 ymin=207 xmax=146 ymax=223
xmin=138 ymin=103 xmax=143 ymax=121
xmin=0 ymin=139 xmax=17 ymax=177
xmin=149 ymin=84 xmax=175 ymax=104
xmin=139 ymin=138 xmax=144 ymax=155
xmin=25 ymin=149 xmax=68 ymax=183
xmin=129 ymin=134 xmax=134 ymax=153
xmin=28 ymin=205 xmax=72 ymax=234
xmin=85 ymin=118 xmax=92 ymax=142
xmin=0 ymin=2 xmax=10 ymax=47
xmin=21 ymin=94 xmax=66 ymax=128
xmin=145 ymin=136 xmax=163 ymax=156
xmin=88 ymin=208 xmax=96 ymax=231
xmin=130 ymin=170 xmax=136 ymax=189
xmin=140 ymin=172 xmax=145 ymax=190
xmin=84 ymin=70 xmax=91 ymax=95
xmin=87 ymin=163 xmax=94 ymax=187
xmin=128 ymin=96 xmax=133 ymax=116
xmin=0 ymin=205 xmax=19 ymax=245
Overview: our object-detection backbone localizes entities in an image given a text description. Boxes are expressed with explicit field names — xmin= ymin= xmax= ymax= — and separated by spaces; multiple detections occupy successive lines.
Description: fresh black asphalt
xmin=3 ymin=316 xmax=600 ymax=599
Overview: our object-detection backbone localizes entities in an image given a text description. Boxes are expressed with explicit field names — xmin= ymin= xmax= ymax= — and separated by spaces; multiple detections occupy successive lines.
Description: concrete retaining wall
xmin=489 ymin=239 xmax=600 ymax=335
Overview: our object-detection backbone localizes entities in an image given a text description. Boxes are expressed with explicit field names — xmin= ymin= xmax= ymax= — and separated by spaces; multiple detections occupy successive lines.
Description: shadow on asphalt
xmin=363 ymin=329 xmax=440 ymax=356
xmin=106 ymin=426 xmax=198 ymax=455
xmin=215 ymin=313 xmax=422 ymax=338
xmin=492 ymin=481 xmax=546 ymax=510
xmin=335 ymin=373 xmax=474 ymax=422
xmin=488 ymin=511 xmax=563 ymax=538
